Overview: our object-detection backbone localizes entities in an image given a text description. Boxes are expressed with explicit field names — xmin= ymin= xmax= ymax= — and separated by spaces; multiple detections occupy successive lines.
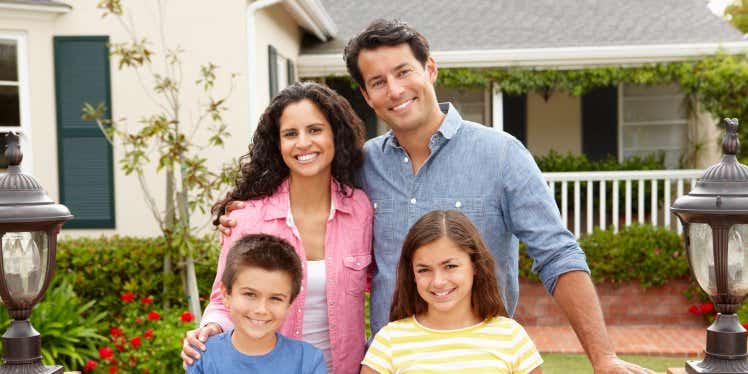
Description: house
xmin=300 ymin=0 xmax=748 ymax=169
xmin=1 ymin=0 xmax=745 ymax=237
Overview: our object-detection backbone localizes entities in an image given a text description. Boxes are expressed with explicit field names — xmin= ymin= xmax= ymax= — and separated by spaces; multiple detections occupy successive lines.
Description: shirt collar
xmin=263 ymin=178 xmax=353 ymax=221
xmin=381 ymin=102 xmax=462 ymax=151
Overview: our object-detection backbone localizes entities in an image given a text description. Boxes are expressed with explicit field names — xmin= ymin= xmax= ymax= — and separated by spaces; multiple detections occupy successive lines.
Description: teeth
xmin=392 ymin=99 xmax=413 ymax=111
xmin=249 ymin=318 xmax=270 ymax=325
xmin=433 ymin=290 xmax=451 ymax=297
xmin=296 ymin=153 xmax=318 ymax=161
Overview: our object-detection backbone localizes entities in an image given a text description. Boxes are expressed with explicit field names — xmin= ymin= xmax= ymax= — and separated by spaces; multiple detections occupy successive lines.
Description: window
xmin=620 ymin=84 xmax=688 ymax=168
xmin=0 ymin=34 xmax=31 ymax=171
xmin=268 ymin=45 xmax=295 ymax=98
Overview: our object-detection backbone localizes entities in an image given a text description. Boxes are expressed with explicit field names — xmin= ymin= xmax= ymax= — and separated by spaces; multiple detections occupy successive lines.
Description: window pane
xmin=0 ymin=85 xmax=20 ymax=127
xmin=0 ymin=39 xmax=18 ymax=82
xmin=0 ymin=134 xmax=7 ymax=169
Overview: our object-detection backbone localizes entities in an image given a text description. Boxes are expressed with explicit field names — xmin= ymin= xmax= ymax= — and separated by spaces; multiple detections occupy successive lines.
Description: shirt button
xmin=373 ymin=202 xmax=378 ymax=209
xmin=329 ymin=301 xmax=335 ymax=306
xmin=297 ymin=308 xmax=301 ymax=313
xmin=328 ymin=256 xmax=333 ymax=261
xmin=455 ymin=201 xmax=462 ymax=208
xmin=356 ymin=261 xmax=361 ymax=265
xmin=410 ymin=198 xmax=416 ymax=204
xmin=300 ymin=286 xmax=304 ymax=292
xmin=403 ymin=157 xmax=409 ymax=163
xmin=295 ymin=330 xmax=300 ymax=335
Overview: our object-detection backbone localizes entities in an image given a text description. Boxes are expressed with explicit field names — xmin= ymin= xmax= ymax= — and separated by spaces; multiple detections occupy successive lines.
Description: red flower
xmin=688 ymin=305 xmax=700 ymax=314
xmin=180 ymin=311 xmax=195 ymax=323
xmin=109 ymin=366 xmax=118 ymax=374
xmin=140 ymin=297 xmax=153 ymax=305
xmin=143 ymin=329 xmax=154 ymax=339
xmin=143 ymin=370 xmax=150 ymax=374
xmin=99 ymin=346 xmax=114 ymax=360
xmin=83 ymin=359 xmax=97 ymax=372
xmin=135 ymin=317 xmax=143 ymax=324
xmin=110 ymin=326 xmax=122 ymax=337
xmin=147 ymin=311 xmax=161 ymax=321
xmin=700 ymin=302 xmax=715 ymax=314
xmin=115 ymin=343 xmax=125 ymax=352
xmin=742 ymin=322 xmax=748 ymax=330
xmin=120 ymin=292 xmax=135 ymax=303
xmin=130 ymin=336 xmax=141 ymax=349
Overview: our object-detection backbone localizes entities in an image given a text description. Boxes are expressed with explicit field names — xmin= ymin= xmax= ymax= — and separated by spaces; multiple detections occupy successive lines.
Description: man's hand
xmin=180 ymin=323 xmax=222 ymax=367
xmin=593 ymin=355 xmax=654 ymax=374
xmin=217 ymin=201 xmax=244 ymax=237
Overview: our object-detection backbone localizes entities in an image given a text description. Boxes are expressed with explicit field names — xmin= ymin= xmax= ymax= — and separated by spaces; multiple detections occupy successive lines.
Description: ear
xmin=359 ymin=85 xmax=372 ymax=107
xmin=425 ymin=56 xmax=438 ymax=84
xmin=220 ymin=283 xmax=230 ymax=308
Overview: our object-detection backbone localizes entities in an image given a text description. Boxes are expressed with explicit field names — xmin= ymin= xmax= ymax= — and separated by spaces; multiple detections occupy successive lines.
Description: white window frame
xmin=618 ymin=83 xmax=688 ymax=169
xmin=0 ymin=31 xmax=32 ymax=174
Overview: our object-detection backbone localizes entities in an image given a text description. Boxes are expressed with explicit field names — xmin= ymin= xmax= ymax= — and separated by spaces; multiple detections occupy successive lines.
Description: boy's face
xmin=357 ymin=43 xmax=441 ymax=134
xmin=222 ymin=266 xmax=293 ymax=344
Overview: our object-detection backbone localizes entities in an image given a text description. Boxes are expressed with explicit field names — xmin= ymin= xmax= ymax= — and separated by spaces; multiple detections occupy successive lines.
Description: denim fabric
xmin=361 ymin=103 xmax=590 ymax=336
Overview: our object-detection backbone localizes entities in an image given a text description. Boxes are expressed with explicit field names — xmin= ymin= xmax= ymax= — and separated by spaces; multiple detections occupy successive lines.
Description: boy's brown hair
xmin=222 ymin=234 xmax=302 ymax=303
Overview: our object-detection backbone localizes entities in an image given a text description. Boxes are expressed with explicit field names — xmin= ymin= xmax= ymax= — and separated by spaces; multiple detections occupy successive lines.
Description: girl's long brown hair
xmin=389 ymin=210 xmax=507 ymax=322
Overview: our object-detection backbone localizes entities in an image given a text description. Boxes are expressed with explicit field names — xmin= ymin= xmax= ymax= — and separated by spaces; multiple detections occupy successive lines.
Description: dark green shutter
xmin=287 ymin=59 xmax=295 ymax=86
xmin=582 ymin=86 xmax=618 ymax=161
xmin=268 ymin=45 xmax=278 ymax=98
xmin=502 ymin=93 xmax=527 ymax=146
xmin=54 ymin=36 xmax=115 ymax=228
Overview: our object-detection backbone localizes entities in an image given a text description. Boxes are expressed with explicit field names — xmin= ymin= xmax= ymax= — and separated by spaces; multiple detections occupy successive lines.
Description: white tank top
xmin=303 ymin=260 xmax=332 ymax=372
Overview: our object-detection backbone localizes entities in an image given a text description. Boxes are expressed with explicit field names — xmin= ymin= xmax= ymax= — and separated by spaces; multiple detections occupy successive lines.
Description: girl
xmin=182 ymin=82 xmax=373 ymax=374
xmin=361 ymin=210 xmax=542 ymax=374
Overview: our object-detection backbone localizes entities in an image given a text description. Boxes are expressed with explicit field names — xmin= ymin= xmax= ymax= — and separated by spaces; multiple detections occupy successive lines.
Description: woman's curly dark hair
xmin=212 ymin=82 xmax=365 ymax=226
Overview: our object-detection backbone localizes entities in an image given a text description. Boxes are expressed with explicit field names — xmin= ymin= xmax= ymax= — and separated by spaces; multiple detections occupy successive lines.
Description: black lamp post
xmin=0 ymin=133 xmax=72 ymax=374
xmin=672 ymin=118 xmax=748 ymax=374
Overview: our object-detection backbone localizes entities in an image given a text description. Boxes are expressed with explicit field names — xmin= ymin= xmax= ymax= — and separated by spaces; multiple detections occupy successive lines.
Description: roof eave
xmin=0 ymin=1 xmax=70 ymax=13
xmin=298 ymin=41 xmax=748 ymax=77
xmin=283 ymin=0 xmax=337 ymax=42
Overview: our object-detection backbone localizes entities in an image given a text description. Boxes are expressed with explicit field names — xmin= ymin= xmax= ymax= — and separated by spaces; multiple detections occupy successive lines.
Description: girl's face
xmin=412 ymin=236 xmax=475 ymax=318
xmin=278 ymin=99 xmax=336 ymax=180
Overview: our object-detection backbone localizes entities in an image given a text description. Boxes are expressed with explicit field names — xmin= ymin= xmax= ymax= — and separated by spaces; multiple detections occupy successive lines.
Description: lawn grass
xmin=542 ymin=353 xmax=692 ymax=373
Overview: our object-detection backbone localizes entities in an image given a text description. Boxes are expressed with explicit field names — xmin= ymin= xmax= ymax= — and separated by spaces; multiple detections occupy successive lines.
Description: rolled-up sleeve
xmin=500 ymin=137 xmax=590 ymax=295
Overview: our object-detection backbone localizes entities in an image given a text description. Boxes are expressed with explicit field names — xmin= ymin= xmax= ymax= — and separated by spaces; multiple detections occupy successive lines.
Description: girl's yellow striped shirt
xmin=362 ymin=316 xmax=543 ymax=373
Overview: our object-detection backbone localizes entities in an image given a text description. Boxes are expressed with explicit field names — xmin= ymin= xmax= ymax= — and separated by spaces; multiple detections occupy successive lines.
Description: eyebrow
xmin=414 ymin=257 xmax=458 ymax=267
xmin=365 ymin=63 xmax=412 ymax=85
xmin=239 ymin=287 xmax=289 ymax=298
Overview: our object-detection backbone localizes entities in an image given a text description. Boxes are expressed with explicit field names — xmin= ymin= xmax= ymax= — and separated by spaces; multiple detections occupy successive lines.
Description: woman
xmin=181 ymin=82 xmax=372 ymax=374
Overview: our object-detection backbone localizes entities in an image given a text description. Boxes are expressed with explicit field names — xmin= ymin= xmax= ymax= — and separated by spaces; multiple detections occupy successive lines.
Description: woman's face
xmin=278 ymin=99 xmax=336 ymax=180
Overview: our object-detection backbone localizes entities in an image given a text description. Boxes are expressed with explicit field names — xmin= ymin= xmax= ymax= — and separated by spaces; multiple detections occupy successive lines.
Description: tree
xmin=82 ymin=0 xmax=237 ymax=320
xmin=725 ymin=0 xmax=748 ymax=33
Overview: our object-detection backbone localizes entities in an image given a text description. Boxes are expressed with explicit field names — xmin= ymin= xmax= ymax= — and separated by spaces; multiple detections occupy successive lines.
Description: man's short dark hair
xmin=221 ymin=234 xmax=302 ymax=303
xmin=343 ymin=19 xmax=430 ymax=90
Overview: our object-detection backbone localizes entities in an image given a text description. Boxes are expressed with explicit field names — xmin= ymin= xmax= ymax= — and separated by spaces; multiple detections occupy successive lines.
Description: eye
xmin=244 ymin=292 xmax=256 ymax=299
xmin=416 ymin=268 xmax=430 ymax=274
xmin=446 ymin=264 xmax=459 ymax=270
xmin=271 ymin=296 xmax=284 ymax=302
xmin=309 ymin=126 xmax=323 ymax=134
xmin=282 ymin=130 xmax=297 ymax=138
xmin=397 ymin=69 xmax=412 ymax=78
xmin=370 ymin=79 xmax=385 ymax=89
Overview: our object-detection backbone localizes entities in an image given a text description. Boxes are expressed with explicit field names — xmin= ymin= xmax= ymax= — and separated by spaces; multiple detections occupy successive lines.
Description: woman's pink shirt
xmin=201 ymin=179 xmax=373 ymax=374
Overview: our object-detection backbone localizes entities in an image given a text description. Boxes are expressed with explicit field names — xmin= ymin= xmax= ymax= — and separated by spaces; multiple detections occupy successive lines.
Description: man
xmin=215 ymin=19 xmax=651 ymax=373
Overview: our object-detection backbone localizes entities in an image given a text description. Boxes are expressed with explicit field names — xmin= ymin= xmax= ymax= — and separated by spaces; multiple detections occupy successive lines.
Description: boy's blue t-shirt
xmin=187 ymin=331 xmax=325 ymax=374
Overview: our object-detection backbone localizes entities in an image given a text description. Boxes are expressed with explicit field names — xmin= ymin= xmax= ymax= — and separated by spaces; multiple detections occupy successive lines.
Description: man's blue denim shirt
xmin=361 ymin=103 xmax=590 ymax=336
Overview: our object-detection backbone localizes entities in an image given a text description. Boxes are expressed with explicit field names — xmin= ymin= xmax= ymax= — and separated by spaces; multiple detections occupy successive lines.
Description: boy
xmin=187 ymin=234 xmax=325 ymax=373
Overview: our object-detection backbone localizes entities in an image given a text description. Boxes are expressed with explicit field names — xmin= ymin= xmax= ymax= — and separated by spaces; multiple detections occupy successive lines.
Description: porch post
xmin=492 ymin=82 xmax=503 ymax=131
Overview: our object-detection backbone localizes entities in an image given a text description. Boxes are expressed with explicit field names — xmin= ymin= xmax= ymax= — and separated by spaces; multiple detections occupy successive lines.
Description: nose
xmin=253 ymin=299 xmax=269 ymax=315
xmin=386 ymin=78 xmax=405 ymax=99
xmin=297 ymin=132 xmax=311 ymax=148
xmin=432 ymin=269 xmax=447 ymax=288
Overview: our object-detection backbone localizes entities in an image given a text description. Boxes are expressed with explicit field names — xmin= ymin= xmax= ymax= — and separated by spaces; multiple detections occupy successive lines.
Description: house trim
xmin=491 ymin=83 xmax=502 ymax=131
xmin=0 ymin=2 xmax=70 ymax=20
xmin=298 ymin=41 xmax=748 ymax=77
xmin=0 ymin=31 xmax=33 ymax=174
xmin=246 ymin=0 xmax=335 ymax=136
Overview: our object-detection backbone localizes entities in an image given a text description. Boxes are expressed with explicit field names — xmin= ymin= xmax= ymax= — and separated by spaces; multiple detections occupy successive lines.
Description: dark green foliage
xmin=535 ymin=150 xmax=666 ymax=172
xmin=56 ymin=235 xmax=219 ymax=313
xmin=0 ymin=278 xmax=107 ymax=369
xmin=519 ymin=224 xmax=689 ymax=288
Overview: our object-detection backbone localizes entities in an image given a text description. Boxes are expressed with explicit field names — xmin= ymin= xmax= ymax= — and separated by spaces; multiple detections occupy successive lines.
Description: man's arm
xmin=553 ymin=271 xmax=651 ymax=373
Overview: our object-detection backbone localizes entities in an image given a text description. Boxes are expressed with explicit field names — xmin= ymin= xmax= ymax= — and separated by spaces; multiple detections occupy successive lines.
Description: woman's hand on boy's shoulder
xmin=181 ymin=323 xmax=223 ymax=368
xmin=218 ymin=201 xmax=244 ymax=237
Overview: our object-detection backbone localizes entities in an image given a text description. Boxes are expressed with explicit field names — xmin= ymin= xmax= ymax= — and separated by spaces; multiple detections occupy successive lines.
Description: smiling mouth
xmin=390 ymin=98 xmax=415 ymax=112
xmin=248 ymin=318 xmax=272 ymax=326
xmin=295 ymin=152 xmax=319 ymax=162
xmin=431 ymin=288 xmax=455 ymax=298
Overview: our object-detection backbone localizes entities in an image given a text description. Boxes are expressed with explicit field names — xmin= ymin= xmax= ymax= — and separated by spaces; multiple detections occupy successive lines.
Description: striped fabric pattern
xmin=362 ymin=316 xmax=542 ymax=373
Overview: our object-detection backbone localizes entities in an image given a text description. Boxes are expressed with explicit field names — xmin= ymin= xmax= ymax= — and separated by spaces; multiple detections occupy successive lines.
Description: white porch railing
xmin=542 ymin=169 xmax=704 ymax=237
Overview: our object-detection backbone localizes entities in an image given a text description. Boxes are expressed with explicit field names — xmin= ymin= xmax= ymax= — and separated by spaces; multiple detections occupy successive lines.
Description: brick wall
xmin=513 ymin=278 xmax=704 ymax=327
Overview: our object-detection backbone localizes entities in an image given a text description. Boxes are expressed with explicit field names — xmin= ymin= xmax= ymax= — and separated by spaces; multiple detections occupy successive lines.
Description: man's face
xmin=357 ymin=43 xmax=440 ymax=134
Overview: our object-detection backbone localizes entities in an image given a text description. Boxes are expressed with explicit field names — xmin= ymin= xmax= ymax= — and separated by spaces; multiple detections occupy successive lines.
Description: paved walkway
xmin=526 ymin=326 xmax=705 ymax=356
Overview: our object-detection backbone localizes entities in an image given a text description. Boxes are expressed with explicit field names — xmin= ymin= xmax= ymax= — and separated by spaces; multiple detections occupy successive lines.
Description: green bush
xmin=56 ymin=235 xmax=220 ymax=314
xmin=0 ymin=278 xmax=107 ymax=370
xmin=519 ymin=224 xmax=690 ymax=288
xmin=535 ymin=150 xmax=666 ymax=172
